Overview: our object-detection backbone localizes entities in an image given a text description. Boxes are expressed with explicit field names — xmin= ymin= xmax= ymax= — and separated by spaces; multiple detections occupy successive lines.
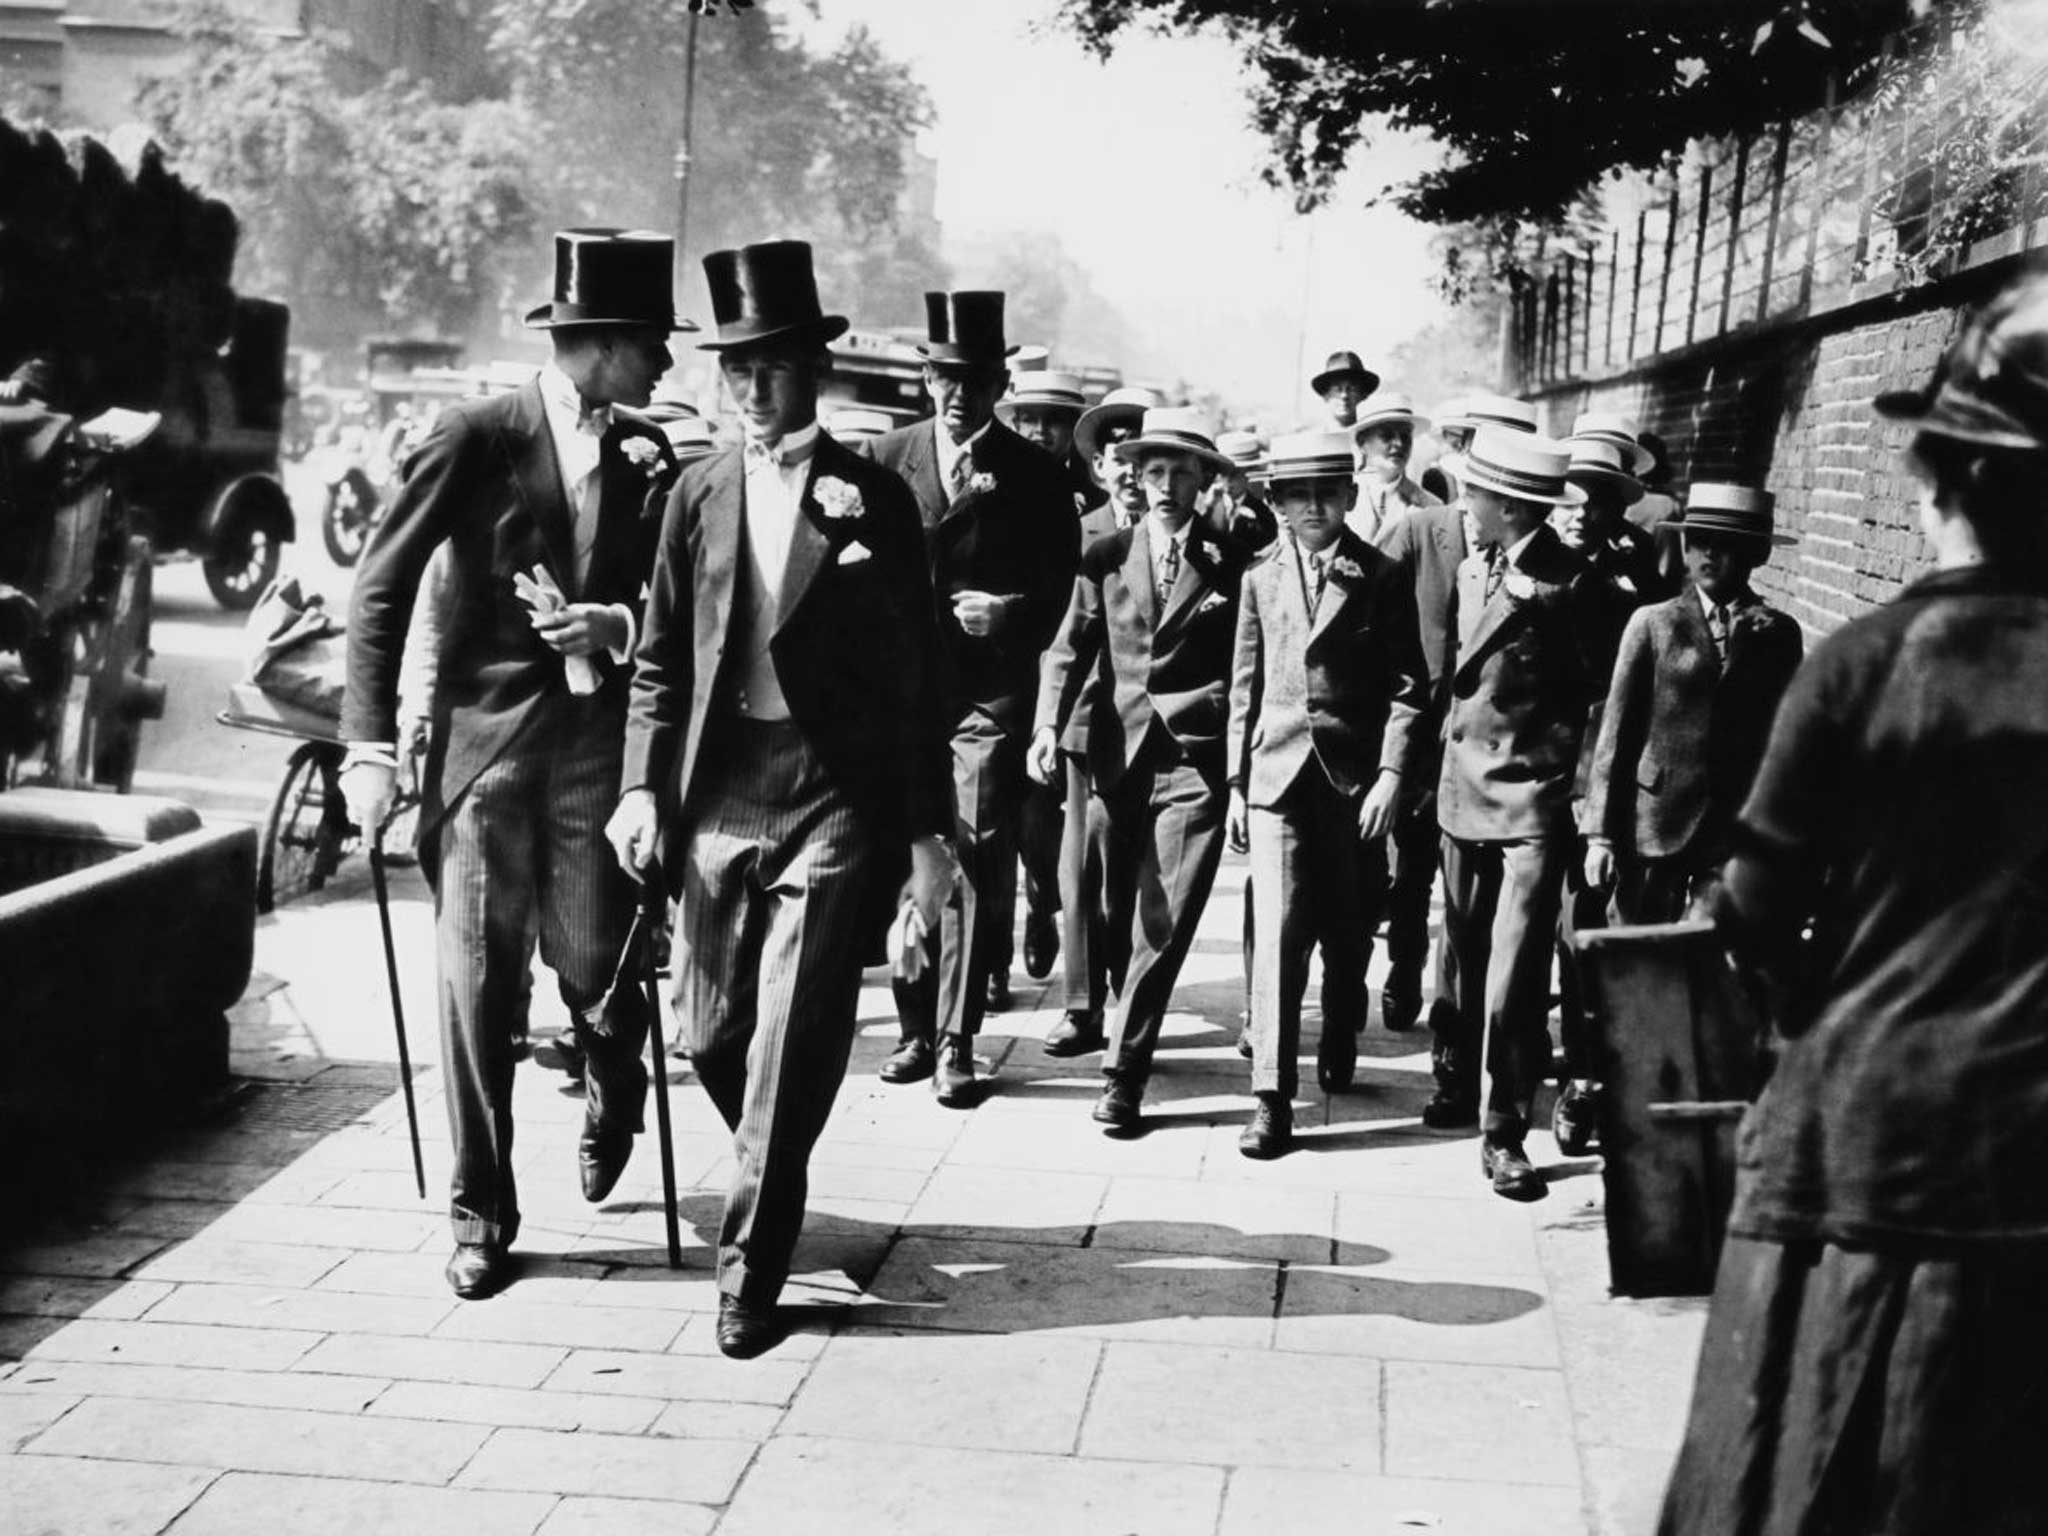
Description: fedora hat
xmin=1466 ymin=393 xmax=1540 ymax=434
xmin=1256 ymin=429 xmax=1354 ymax=483
xmin=1876 ymin=271 xmax=2048 ymax=451
xmin=1570 ymin=411 xmax=1656 ymax=475
xmin=917 ymin=291 xmax=1019 ymax=367
xmin=1675 ymin=482 xmax=1795 ymax=545
xmin=825 ymin=407 xmax=895 ymax=443
xmin=1005 ymin=370 xmax=1088 ymax=415
xmin=1311 ymin=349 xmax=1380 ymax=396
xmin=525 ymin=228 xmax=694 ymax=332
xmin=1460 ymin=425 xmax=1584 ymax=509
xmin=698 ymin=239 xmax=849 ymax=353
xmin=1075 ymin=385 xmax=1167 ymax=461
xmin=1352 ymin=392 xmax=1431 ymax=439
xmin=1216 ymin=429 xmax=1267 ymax=470
xmin=1565 ymin=438 xmax=1645 ymax=505
xmin=1113 ymin=407 xmax=1234 ymax=472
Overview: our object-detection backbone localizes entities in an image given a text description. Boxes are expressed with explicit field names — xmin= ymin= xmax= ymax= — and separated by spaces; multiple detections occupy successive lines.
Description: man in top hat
xmin=1030 ymin=408 xmax=1252 ymax=1132
xmin=339 ymin=228 xmax=687 ymax=1300
xmin=1006 ymin=369 xmax=1105 ymax=515
xmin=1312 ymin=349 xmax=1380 ymax=430
xmin=861 ymin=292 xmax=1079 ymax=1103
xmin=606 ymin=239 xmax=955 ymax=1358
xmin=1433 ymin=426 xmax=1596 ymax=1200
xmin=1227 ymin=429 xmax=1428 ymax=1156
xmin=1349 ymin=392 xmax=1442 ymax=542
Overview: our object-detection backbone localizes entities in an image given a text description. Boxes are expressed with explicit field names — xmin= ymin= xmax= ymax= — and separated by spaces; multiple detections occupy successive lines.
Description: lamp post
xmin=674 ymin=9 xmax=702 ymax=285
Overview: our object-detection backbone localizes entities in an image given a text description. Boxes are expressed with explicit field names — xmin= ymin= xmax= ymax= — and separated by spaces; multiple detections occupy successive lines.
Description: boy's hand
xmin=1358 ymin=772 xmax=1401 ymax=841
xmin=1226 ymin=788 xmax=1250 ymax=855
xmin=1026 ymin=727 xmax=1060 ymax=786
xmin=1583 ymin=840 xmax=1616 ymax=891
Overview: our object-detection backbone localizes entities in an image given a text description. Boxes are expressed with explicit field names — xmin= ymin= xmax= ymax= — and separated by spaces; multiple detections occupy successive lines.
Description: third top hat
xmin=698 ymin=240 xmax=849 ymax=352
xmin=919 ymin=291 xmax=1019 ymax=367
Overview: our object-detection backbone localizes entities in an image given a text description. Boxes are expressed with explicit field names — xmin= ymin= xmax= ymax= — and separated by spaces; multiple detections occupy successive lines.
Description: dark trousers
xmin=1437 ymin=833 xmax=1569 ymax=1140
xmin=1386 ymin=785 xmax=1447 ymax=1013
xmin=429 ymin=700 xmax=646 ymax=1250
xmin=989 ymin=776 xmax=1064 ymax=974
xmin=892 ymin=706 xmax=1022 ymax=1046
xmin=1555 ymin=842 xmax=1605 ymax=1082
xmin=1099 ymin=738 xmax=1227 ymax=1087
xmin=1611 ymin=853 xmax=1714 ymax=927
xmin=672 ymin=718 xmax=875 ymax=1305
xmin=1060 ymin=751 xmax=1120 ymax=1017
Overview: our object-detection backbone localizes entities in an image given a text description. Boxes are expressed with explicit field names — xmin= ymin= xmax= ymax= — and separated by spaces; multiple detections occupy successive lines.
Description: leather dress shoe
xmin=579 ymin=1117 xmax=636 ymax=1202
xmin=1380 ymin=989 xmax=1421 ymax=1034
xmin=1482 ymin=1139 xmax=1547 ymax=1201
xmin=1316 ymin=1028 xmax=1358 ymax=1095
xmin=1023 ymin=911 xmax=1059 ymax=980
xmin=534 ymin=1032 xmax=585 ymax=1084
xmin=1552 ymin=1081 xmax=1601 ymax=1157
xmin=933 ymin=1038 xmax=978 ymax=1109
xmin=1043 ymin=1010 xmax=1106 ymax=1058
xmin=1238 ymin=1094 xmax=1293 ymax=1159
xmin=1092 ymin=1075 xmax=1143 ymax=1135
xmin=1236 ymin=1013 xmax=1254 ymax=1059
xmin=715 ymin=1295 xmax=782 ymax=1359
xmin=985 ymin=973 xmax=1013 ymax=1012
xmin=1420 ymin=1089 xmax=1479 ymax=1129
xmin=879 ymin=1037 xmax=934 ymax=1084
xmin=445 ymin=1242 xmax=511 ymax=1300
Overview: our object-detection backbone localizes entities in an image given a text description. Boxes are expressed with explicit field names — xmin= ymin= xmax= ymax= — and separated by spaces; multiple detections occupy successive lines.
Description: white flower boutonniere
xmin=620 ymin=436 xmax=665 ymax=479
xmin=1502 ymin=571 xmax=1537 ymax=602
xmin=1329 ymin=555 xmax=1365 ymax=581
xmin=814 ymin=476 xmax=865 ymax=519
xmin=968 ymin=470 xmax=998 ymax=495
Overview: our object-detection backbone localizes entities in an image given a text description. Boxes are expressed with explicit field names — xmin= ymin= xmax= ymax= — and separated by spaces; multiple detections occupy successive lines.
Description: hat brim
xmin=1565 ymin=464 xmax=1646 ymax=506
xmin=1311 ymin=367 xmax=1381 ymax=396
xmin=525 ymin=303 xmax=699 ymax=333
xmin=1674 ymin=513 xmax=1796 ymax=547
xmin=1074 ymin=403 xmax=1146 ymax=462
xmin=1353 ymin=412 xmax=1431 ymax=440
xmin=1874 ymin=384 xmax=2045 ymax=451
xmin=1255 ymin=460 xmax=1353 ymax=484
xmin=697 ymin=315 xmax=851 ymax=353
xmin=917 ymin=344 xmax=1022 ymax=366
xmin=1460 ymin=461 xmax=1584 ymax=509
xmin=1002 ymin=396 xmax=1085 ymax=418
xmin=1113 ymin=434 xmax=1234 ymax=473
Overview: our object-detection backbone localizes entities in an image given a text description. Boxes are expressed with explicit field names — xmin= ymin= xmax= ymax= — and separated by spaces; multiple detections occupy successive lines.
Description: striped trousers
xmin=672 ymin=717 xmax=875 ymax=1305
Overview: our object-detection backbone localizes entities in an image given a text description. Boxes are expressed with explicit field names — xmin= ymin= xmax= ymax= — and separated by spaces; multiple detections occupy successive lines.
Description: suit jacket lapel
xmin=1125 ymin=518 xmax=1158 ymax=631
xmin=700 ymin=449 xmax=745 ymax=661
xmin=1306 ymin=536 xmax=1355 ymax=646
xmin=774 ymin=439 xmax=838 ymax=636
xmin=506 ymin=382 xmax=577 ymax=590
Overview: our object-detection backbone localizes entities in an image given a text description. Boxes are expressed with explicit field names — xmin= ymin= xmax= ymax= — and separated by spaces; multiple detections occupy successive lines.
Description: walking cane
xmin=367 ymin=830 xmax=428 ymax=1200
xmin=634 ymin=885 xmax=684 ymax=1269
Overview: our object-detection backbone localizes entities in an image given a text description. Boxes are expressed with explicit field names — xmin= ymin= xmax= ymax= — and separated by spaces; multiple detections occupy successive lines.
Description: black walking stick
xmin=367 ymin=830 xmax=428 ymax=1200
xmin=634 ymin=885 xmax=684 ymax=1269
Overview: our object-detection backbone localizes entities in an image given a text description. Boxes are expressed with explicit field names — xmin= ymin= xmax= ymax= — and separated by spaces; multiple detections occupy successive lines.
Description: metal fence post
xmin=1717 ymin=137 xmax=1751 ymax=337
xmin=1687 ymin=162 xmax=1715 ymax=346
xmin=1756 ymin=118 xmax=1793 ymax=322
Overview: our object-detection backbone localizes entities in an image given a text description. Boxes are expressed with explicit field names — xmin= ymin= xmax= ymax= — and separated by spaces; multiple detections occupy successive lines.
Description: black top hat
xmin=698 ymin=240 xmax=850 ymax=353
xmin=1310 ymin=349 xmax=1380 ymax=397
xmin=918 ymin=291 xmax=1019 ymax=367
xmin=524 ymin=228 xmax=695 ymax=332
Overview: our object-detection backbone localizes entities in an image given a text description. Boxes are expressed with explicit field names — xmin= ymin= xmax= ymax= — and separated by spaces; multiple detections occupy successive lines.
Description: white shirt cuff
xmin=342 ymin=741 xmax=399 ymax=770
xmin=607 ymin=603 xmax=636 ymax=666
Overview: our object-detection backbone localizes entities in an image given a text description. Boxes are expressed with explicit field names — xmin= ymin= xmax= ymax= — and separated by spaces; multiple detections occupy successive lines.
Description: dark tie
xmin=1708 ymin=602 xmax=1731 ymax=662
xmin=948 ymin=447 xmax=973 ymax=497
xmin=1158 ymin=535 xmax=1181 ymax=608
xmin=1482 ymin=545 xmax=1507 ymax=603
xmin=1308 ymin=552 xmax=1328 ymax=618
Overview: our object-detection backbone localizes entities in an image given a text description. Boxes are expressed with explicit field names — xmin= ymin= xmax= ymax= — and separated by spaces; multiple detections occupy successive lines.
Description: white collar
xmin=1696 ymin=584 xmax=1747 ymax=621
xmin=1148 ymin=513 xmax=1193 ymax=551
xmin=744 ymin=418 xmax=819 ymax=465
xmin=539 ymin=364 xmax=607 ymax=427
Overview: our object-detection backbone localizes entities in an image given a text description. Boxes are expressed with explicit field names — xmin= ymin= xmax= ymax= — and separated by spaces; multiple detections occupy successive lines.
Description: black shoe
xmin=578 ymin=1116 xmax=636 ymax=1203
xmin=534 ymin=1033 xmax=585 ymax=1083
xmin=715 ymin=1295 xmax=782 ymax=1360
xmin=1482 ymin=1139 xmax=1547 ymax=1202
xmin=879 ymin=1037 xmax=934 ymax=1084
xmin=1023 ymin=912 xmax=1059 ymax=980
xmin=1420 ymin=1089 xmax=1479 ymax=1130
xmin=1380 ymin=989 xmax=1421 ymax=1034
xmin=1043 ymin=1010 xmax=1106 ymax=1058
xmin=1092 ymin=1075 xmax=1143 ymax=1135
xmin=934 ymin=1038 xmax=978 ymax=1109
xmin=1553 ymin=1081 xmax=1601 ymax=1157
xmin=1236 ymin=1013 xmax=1254 ymax=1060
xmin=445 ymin=1242 xmax=512 ymax=1300
xmin=1238 ymin=1094 xmax=1293 ymax=1159
xmin=1316 ymin=1028 xmax=1358 ymax=1095
xmin=985 ymin=973 xmax=1013 ymax=1012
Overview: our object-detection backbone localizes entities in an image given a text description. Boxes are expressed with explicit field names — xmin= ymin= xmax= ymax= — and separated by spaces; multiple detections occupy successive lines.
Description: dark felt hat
xmin=524 ymin=228 xmax=694 ymax=332
xmin=1876 ymin=272 xmax=2048 ymax=451
xmin=698 ymin=239 xmax=850 ymax=353
xmin=918 ymin=291 xmax=1019 ymax=367
xmin=1310 ymin=349 xmax=1380 ymax=397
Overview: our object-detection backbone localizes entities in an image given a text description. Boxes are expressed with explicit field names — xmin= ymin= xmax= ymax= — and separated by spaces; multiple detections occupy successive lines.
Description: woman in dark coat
xmin=1660 ymin=271 xmax=2048 ymax=1536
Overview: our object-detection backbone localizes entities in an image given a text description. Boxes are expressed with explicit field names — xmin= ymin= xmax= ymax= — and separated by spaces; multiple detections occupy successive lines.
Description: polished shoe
xmin=1092 ymin=1075 xmax=1143 ymax=1135
xmin=578 ymin=1116 xmax=636 ymax=1202
xmin=933 ymin=1038 xmax=978 ymax=1109
xmin=534 ymin=1032 xmax=586 ymax=1084
xmin=1420 ymin=1089 xmax=1479 ymax=1130
xmin=1482 ymin=1139 xmax=1547 ymax=1202
xmin=1316 ymin=1029 xmax=1358 ymax=1095
xmin=445 ymin=1242 xmax=512 ymax=1300
xmin=1023 ymin=911 xmax=1059 ymax=980
xmin=1237 ymin=1093 xmax=1293 ymax=1159
xmin=1552 ymin=1080 xmax=1601 ymax=1157
xmin=1042 ymin=1009 xmax=1106 ymax=1058
xmin=1235 ymin=1013 xmax=1254 ymax=1059
xmin=985 ymin=973 xmax=1013 ymax=1012
xmin=1380 ymin=989 xmax=1421 ymax=1034
xmin=715 ymin=1295 xmax=782 ymax=1360
xmin=879 ymin=1037 xmax=934 ymax=1084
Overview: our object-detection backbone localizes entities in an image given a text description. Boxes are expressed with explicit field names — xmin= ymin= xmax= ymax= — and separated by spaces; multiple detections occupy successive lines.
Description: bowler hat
xmin=1006 ymin=370 xmax=1088 ymax=415
xmin=1564 ymin=438 xmax=1646 ymax=505
xmin=1352 ymin=392 xmax=1431 ymax=440
xmin=1256 ymin=429 xmax=1354 ymax=484
xmin=525 ymin=228 xmax=694 ymax=332
xmin=1459 ymin=426 xmax=1584 ymax=509
xmin=1075 ymin=385 xmax=1167 ymax=462
xmin=1311 ymin=349 xmax=1380 ymax=397
xmin=1114 ymin=407 xmax=1233 ymax=472
xmin=1674 ymin=483 xmax=1794 ymax=545
xmin=918 ymin=291 xmax=1019 ymax=367
xmin=698 ymin=240 xmax=849 ymax=353
xmin=1570 ymin=411 xmax=1655 ymax=475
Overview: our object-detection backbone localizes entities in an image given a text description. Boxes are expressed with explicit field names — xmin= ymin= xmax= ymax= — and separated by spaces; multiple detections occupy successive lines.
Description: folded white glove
xmin=514 ymin=565 xmax=599 ymax=695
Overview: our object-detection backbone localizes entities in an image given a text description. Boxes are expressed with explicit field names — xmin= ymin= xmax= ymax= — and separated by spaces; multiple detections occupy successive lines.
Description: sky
xmin=797 ymin=0 xmax=1454 ymax=427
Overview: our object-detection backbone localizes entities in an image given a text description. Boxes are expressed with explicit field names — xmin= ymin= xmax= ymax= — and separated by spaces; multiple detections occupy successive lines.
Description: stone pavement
xmin=1 ymin=848 xmax=1706 ymax=1535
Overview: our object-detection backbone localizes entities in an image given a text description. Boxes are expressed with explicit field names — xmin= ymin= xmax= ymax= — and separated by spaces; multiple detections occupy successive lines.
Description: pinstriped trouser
xmin=672 ymin=717 xmax=875 ymax=1305
xmin=430 ymin=697 xmax=647 ymax=1249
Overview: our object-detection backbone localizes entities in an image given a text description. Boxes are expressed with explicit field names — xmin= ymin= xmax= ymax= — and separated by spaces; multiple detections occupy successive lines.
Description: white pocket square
xmin=837 ymin=541 xmax=873 ymax=566
xmin=1197 ymin=592 xmax=1227 ymax=612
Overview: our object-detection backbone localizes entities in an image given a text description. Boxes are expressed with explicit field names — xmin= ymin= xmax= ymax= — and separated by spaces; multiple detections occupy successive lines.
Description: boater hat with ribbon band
xmin=1352 ymin=391 xmax=1432 ymax=440
xmin=1466 ymin=394 xmax=1540 ymax=434
xmin=1571 ymin=411 xmax=1656 ymax=475
xmin=1459 ymin=425 xmax=1585 ymax=509
xmin=1674 ymin=483 xmax=1795 ymax=545
xmin=918 ymin=291 xmax=1020 ymax=366
xmin=1075 ymin=384 xmax=1167 ymax=462
xmin=825 ymin=408 xmax=894 ymax=443
xmin=1875 ymin=272 xmax=2048 ymax=451
xmin=525 ymin=228 xmax=694 ymax=331
xmin=1433 ymin=395 xmax=1480 ymax=436
xmin=698 ymin=239 xmax=849 ymax=352
xmin=1113 ymin=406 xmax=1235 ymax=473
xmin=1256 ymin=429 xmax=1355 ymax=484
xmin=1565 ymin=437 xmax=1646 ymax=505
xmin=1216 ymin=430 xmax=1267 ymax=471
xmin=1311 ymin=349 xmax=1381 ymax=397
xmin=1005 ymin=370 xmax=1089 ymax=415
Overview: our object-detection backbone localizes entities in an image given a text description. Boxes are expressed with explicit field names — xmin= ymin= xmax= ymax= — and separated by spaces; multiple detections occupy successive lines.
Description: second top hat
xmin=525 ymin=228 xmax=694 ymax=331
xmin=919 ymin=291 xmax=1019 ymax=366
xmin=699 ymin=240 xmax=849 ymax=352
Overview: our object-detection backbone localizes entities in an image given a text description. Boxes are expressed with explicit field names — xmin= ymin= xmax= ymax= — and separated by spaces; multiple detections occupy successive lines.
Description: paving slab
xmin=0 ymin=1454 xmax=216 ymax=1536
xmin=368 ymin=1378 xmax=666 ymax=1434
xmin=166 ymin=1471 xmax=554 ymax=1536
xmin=544 ymin=1346 xmax=809 ymax=1406
xmin=454 ymin=1424 xmax=755 ymax=1503
xmin=902 ymin=1164 xmax=1107 ymax=1246
xmin=295 ymin=1332 xmax=569 ymax=1390
xmin=1382 ymin=1361 xmax=1581 ymax=1486
xmin=0 ymin=1359 xmax=386 ymax=1413
xmin=1218 ymin=1466 xmax=1589 ymax=1536
xmin=0 ymin=1390 xmax=77 ymax=1451
xmin=1091 ymin=1175 xmax=1338 ymax=1261
xmin=143 ymin=1280 xmax=453 ymax=1338
xmin=0 ymin=1316 xmax=322 ymax=1373
xmin=432 ymin=1298 xmax=689 ymax=1353
xmin=133 ymin=1238 xmax=350 ymax=1290
xmin=1274 ymin=1266 xmax=1561 ymax=1367
xmin=0 ymin=1275 xmax=173 ymax=1322
xmin=0 ymin=1233 xmax=171 ymax=1279
xmin=534 ymin=1494 xmax=720 ymax=1536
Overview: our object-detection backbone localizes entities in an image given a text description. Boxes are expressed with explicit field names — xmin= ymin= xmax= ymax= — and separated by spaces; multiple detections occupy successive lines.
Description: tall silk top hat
xmin=1571 ymin=411 xmax=1656 ymax=474
xmin=1460 ymin=425 xmax=1585 ymax=509
xmin=1676 ymin=483 xmax=1795 ymax=545
xmin=525 ymin=228 xmax=693 ymax=331
xmin=1006 ymin=370 xmax=1088 ymax=413
xmin=918 ymin=290 xmax=1020 ymax=366
xmin=1352 ymin=391 xmax=1431 ymax=439
xmin=1075 ymin=384 xmax=1167 ymax=461
xmin=1875 ymin=271 xmax=2048 ymax=451
xmin=1311 ymin=349 xmax=1381 ymax=396
xmin=699 ymin=240 xmax=849 ymax=352
xmin=1114 ymin=406 xmax=1235 ymax=472
xmin=1257 ymin=429 xmax=1355 ymax=483
xmin=1466 ymin=394 xmax=1540 ymax=434
xmin=1565 ymin=438 xmax=1646 ymax=505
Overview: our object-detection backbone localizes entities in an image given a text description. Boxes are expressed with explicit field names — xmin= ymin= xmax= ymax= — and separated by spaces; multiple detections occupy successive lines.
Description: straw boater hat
xmin=917 ymin=291 xmax=1019 ymax=367
xmin=1433 ymin=395 xmax=1479 ymax=436
xmin=1005 ymin=370 xmax=1089 ymax=415
xmin=1351 ymin=392 xmax=1431 ymax=440
xmin=657 ymin=415 xmax=718 ymax=461
xmin=1570 ymin=411 xmax=1656 ymax=475
xmin=825 ymin=407 xmax=894 ymax=443
xmin=1465 ymin=394 xmax=1540 ymax=434
xmin=1310 ymin=349 xmax=1381 ymax=397
xmin=1255 ymin=429 xmax=1355 ymax=483
xmin=697 ymin=239 xmax=849 ymax=352
xmin=525 ymin=228 xmax=695 ymax=332
xmin=1674 ymin=483 xmax=1795 ymax=546
xmin=1113 ymin=407 xmax=1235 ymax=472
xmin=1459 ymin=425 xmax=1585 ymax=509
xmin=1565 ymin=437 xmax=1646 ymax=505
xmin=1075 ymin=384 xmax=1167 ymax=461
xmin=1216 ymin=430 xmax=1267 ymax=471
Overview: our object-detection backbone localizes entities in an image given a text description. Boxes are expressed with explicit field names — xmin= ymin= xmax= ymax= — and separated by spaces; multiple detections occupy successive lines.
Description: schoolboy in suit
xmin=1348 ymin=393 xmax=1442 ymax=543
xmin=1226 ymin=430 xmax=1427 ymax=1157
